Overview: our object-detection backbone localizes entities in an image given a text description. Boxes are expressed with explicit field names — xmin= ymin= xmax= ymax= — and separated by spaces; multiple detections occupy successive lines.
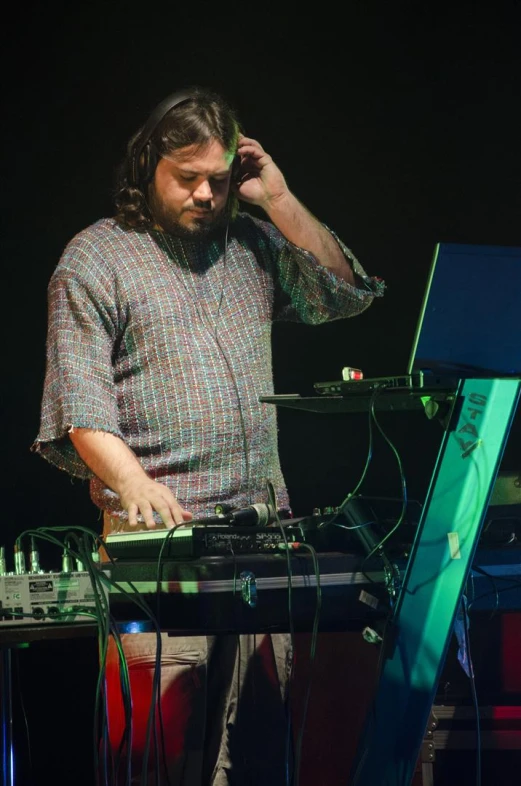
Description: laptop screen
xmin=408 ymin=243 xmax=521 ymax=377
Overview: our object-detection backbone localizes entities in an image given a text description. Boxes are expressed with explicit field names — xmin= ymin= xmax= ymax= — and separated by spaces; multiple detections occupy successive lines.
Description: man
xmin=32 ymin=86 xmax=384 ymax=784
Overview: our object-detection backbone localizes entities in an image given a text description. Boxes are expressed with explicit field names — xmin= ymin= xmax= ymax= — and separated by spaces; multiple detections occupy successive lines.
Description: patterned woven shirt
xmin=32 ymin=212 xmax=384 ymax=520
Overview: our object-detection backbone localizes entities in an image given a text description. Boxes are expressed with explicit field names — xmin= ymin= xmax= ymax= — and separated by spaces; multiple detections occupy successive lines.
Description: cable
xmin=73 ymin=533 xmax=112 ymax=779
xmin=155 ymin=523 xmax=191 ymax=623
xmin=359 ymin=395 xmax=408 ymax=563
xmin=13 ymin=649 xmax=33 ymax=782
xmin=152 ymin=524 xmax=194 ymax=786
xmin=214 ymin=330 xmax=251 ymax=500
xmin=229 ymin=547 xmax=248 ymax=777
xmin=291 ymin=542 xmax=321 ymax=786
xmin=16 ymin=526 xmax=112 ymax=784
xmin=319 ymin=385 xmax=380 ymax=535
xmin=468 ymin=565 xmax=521 ymax=614
xmin=318 ymin=384 xmax=408 ymax=595
xmin=319 ymin=383 xmax=408 ymax=553
xmin=108 ymin=620 xmax=133 ymax=786
xmin=319 ymin=388 xmax=407 ymax=606
xmin=66 ymin=531 xmax=112 ymax=786
xmin=15 ymin=526 xmax=166 ymax=786
xmin=96 ymin=565 xmax=164 ymax=786
xmin=461 ymin=595 xmax=481 ymax=786
xmin=158 ymin=224 xmax=252 ymax=505
xmin=266 ymin=480 xmax=295 ymax=786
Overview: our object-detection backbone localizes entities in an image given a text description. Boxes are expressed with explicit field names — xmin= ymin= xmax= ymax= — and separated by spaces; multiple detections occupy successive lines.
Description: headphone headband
xmin=130 ymin=90 xmax=193 ymax=187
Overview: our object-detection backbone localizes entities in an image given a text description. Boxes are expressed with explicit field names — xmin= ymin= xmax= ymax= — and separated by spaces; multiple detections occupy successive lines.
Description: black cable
xmin=67 ymin=532 xmax=112 ymax=785
xmin=159 ymin=224 xmax=252 ymax=503
xmin=74 ymin=532 xmax=134 ymax=785
xmin=314 ymin=389 xmax=403 ymax=607
xmin=18 ymin=527 xmax=112 ymax=785
xmin=229 ymin=547 xmax=247 ymax=777
xmin=319 ymin=384 xmax=408 ymax=560
xmin=319 ymin=385 xmax=380 ymax=534
xmin=461 ymin=595 xmax=481 ymax=786
xmin=108 ymin=619 xmax=133 ymax=786
xmin=98 ymin=574 xmax=163 ymax=786
xmin=155 ymin=523 xmax=189 ymax=623
xmin=152 ymin=223 xmax=257 ymax=780
xmin=152 ymin=526 xmax=191 ymax=786
xmin=78 ymin=527 xmax=132 ymax=786
xmin=214 ymin=331 xmax=252 ymax=501
xmin=468 ymin=576 xmax=521 ymax=610
xmin=317 ymin=384 xmax=407 ymax=604
xmin=13 ymin=649 xmax=33 ymax=782
xmin=70 ymin=532 xmax=112 ymax=786
xmin=468 ymin=565 xmax=500 ymax=617
xmin=360 ymin=395 xmax=408 ymax=563
xmin=153 ymin=526 xmax=188 ymax=785
xmin=18 ymin=526 xmax=167 ymax=786
xmin=291 ymin=542 xmax=321 ymax=786
xmin=266 ymin=480 xmax=295 ymax=786
xmin=93 ymin=567 xmax=164 ymax=786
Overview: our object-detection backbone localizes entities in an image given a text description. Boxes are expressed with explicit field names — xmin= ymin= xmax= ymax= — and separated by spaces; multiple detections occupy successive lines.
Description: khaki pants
xmin=105 ymin=632 xmax=293 ymax=785
xmin=102 ymin=517 xmax=293 ymax=785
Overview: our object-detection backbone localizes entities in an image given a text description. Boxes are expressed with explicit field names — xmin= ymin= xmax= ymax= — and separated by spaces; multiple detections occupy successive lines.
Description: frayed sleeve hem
xmin=31 ymin=424 xmax=125 ymax=480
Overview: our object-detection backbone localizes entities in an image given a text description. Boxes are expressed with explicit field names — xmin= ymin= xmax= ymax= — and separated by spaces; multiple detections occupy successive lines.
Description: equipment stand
xmin=0 ymin=624 xmax=98 ymax=786
xmin=348 ymin=377 xmax=521 ymax=785
xmin=0 ymin=646 xmax=14 ymax=786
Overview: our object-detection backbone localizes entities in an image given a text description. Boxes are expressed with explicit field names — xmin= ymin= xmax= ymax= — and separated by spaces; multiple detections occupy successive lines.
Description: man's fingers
xmin=138 ymin=501 xmax=157 ymax=530
xmin=127 ymin=503 xmax=139 ymax=528
xmin=160 ymin=503 xmax=193 ymax=528
xmin=121 ymin=480 xmax=193 ymax=529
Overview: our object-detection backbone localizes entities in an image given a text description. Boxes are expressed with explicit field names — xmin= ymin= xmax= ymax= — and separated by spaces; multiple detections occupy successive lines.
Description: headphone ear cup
xmin=139 ymin=142 xmax=158 ymax=186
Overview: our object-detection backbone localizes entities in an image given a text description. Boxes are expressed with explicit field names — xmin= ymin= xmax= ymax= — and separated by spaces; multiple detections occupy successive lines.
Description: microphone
xmin=213 ymin=502 xmax=277 ymax=527
xmin=228 ymin=503 xmax=276 ymax=527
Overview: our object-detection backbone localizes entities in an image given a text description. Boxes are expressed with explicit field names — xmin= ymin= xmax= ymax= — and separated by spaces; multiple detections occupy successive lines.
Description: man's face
xmin=148 ymin=139 xmax=235 ymax=237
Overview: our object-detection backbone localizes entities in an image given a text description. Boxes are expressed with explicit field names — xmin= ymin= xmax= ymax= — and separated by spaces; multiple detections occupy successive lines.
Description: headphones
xmin=130 ymin=90 xmax=193 ymax=188
xmin=130 ymin=90 xmax=241 ymax=189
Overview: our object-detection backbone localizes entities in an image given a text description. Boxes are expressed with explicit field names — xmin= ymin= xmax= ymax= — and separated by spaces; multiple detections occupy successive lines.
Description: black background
xmin=4 ymin=1 xmax=520 ymax=547
xmin=2 ymin=2 xmax=521 ymax=783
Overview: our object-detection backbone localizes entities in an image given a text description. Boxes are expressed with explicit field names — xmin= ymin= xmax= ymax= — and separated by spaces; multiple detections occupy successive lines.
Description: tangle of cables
xmin=12 ymin=525 xmax=169 ymax=786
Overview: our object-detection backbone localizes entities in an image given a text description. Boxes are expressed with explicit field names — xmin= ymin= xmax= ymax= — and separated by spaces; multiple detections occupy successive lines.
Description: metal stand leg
xmin=1 ymin=647 xmax=14 ymax=786
xmin=349 ymin=377 xmax=521 ymax=786
xmin=421 ymin=762 xmax=434 ymax=786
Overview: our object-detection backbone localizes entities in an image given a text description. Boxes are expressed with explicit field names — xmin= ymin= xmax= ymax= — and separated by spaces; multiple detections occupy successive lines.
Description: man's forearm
xmin=69 ymin=428 xmax=148 ymax=496
xmin=69 ymin=428 xmax=192 ymax=528
xmin=263 ymin=191 xmax=356 ymax=284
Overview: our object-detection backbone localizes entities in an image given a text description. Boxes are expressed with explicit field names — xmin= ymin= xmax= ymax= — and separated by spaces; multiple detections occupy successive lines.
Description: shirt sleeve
xmin=248 ymin=216 xmax=385 ymax=324
xmin=31 ymin=239 xmax=124 ymax=479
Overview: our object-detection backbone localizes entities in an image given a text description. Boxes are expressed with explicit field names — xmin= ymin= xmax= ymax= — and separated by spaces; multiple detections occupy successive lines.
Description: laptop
xmin=314 ymin=242 xmax=521 ymax=396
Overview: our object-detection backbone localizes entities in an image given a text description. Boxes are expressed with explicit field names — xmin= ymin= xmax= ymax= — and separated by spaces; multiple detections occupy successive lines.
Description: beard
xmin=148 ymin=189 xmax=229 ymax=239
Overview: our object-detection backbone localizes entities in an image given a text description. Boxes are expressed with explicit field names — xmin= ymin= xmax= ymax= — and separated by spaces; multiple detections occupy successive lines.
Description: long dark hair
xmin=114 ymin=86 xmax=242 ymax=230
